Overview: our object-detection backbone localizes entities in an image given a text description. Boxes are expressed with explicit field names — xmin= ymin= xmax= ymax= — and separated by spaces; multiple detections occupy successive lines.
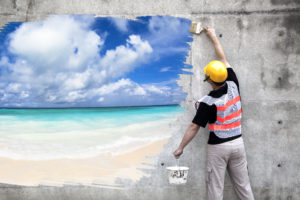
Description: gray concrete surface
xmin=0 ymin=0 xmax=300 ymax=199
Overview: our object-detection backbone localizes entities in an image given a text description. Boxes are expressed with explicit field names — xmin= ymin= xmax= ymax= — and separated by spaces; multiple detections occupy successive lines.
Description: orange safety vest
xmin=197 ymin=81 xmax=242 ymax=138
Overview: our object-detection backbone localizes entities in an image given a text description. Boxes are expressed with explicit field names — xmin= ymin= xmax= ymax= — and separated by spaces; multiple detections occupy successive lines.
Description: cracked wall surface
xmin=0 ymin=0 xmax=299 ymax=199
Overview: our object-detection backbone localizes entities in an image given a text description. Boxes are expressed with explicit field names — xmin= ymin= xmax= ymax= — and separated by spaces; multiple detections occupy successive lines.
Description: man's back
xmin=193 ymin=68 xmax=243 ymax=144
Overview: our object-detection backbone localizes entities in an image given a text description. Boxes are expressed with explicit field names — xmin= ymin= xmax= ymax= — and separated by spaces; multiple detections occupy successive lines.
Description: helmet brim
xmin=203 ymin=75 xmax=210 ymax=82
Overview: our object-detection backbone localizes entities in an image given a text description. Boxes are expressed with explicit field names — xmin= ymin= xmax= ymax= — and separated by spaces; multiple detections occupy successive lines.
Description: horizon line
xmin=0 ymin=104 xmax=181 ymax=109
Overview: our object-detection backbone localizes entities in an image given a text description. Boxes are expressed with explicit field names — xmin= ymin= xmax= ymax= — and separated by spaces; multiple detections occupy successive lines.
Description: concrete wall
xmin=0 ymin=0 xmax=299 ymax=199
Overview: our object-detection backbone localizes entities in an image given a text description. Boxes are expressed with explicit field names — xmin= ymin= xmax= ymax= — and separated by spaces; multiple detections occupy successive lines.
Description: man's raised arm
xmin=203 ymin=27 xmax=230 ymax=68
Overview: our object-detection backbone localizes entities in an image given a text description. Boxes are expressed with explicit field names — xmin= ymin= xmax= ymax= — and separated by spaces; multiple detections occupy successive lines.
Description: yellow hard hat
xmin=203 ymin=60 xmax=228 ymax=83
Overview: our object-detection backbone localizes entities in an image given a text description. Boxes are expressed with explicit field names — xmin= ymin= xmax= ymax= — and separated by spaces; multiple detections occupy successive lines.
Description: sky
xmin=0 ymin=15 xmax=192 ymax=108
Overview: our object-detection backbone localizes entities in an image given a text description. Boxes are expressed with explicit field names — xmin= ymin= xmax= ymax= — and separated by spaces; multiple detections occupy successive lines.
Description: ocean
xmin=0 ymin=105 xmax=184 ymax=160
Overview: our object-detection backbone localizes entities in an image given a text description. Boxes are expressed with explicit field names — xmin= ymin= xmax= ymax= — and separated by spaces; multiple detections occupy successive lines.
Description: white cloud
xmin=85 ymin=78 xmax=180 ymax=107
xmin=0 ymin=15 xmax=153 ymax=107
xmin=90 ymin=78 xmax=147 ymax=97
xmin=132 ymin=86 xmax=146 ymax=96
xmin=62 ymin=70 xmax=91 ymax=91
xmin=96 ymin=78 xmax=133 ymax=95
xmin=97 ymin=97 xmax=104 ymax=102
xmin=148 ymin=16 xmax=188 ymax=43
xmin=143 ymin=84 xmax=171 ymax=95
xmin=46 ymin=95 xmax=56 ymax=102
xmin=9 ymin=15 xmax=102 ymax=73
xmin=7 ymin=83 xmax=21 ymax=93
xmin=99 ymin=79 xmax=172 ymax=97
xmin=64 ymin=91 xmax=87 ymax=102
xmin=0 ymin=93 xmax=10 ymax=101
xmin=99 ymin=35 xmax=152 ymax=80
xmin=146 ymin=16 xmax=191 ymax=57
xmin=110 ymin=17 xmax=129 ymax=32
xmin=0 ymin=56 xmax=9 ymax=65
xmin=160 ymin=67 xmax=171 ymax=72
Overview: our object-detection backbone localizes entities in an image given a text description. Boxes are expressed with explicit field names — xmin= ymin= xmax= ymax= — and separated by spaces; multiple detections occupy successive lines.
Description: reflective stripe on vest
xmin=209 ymin=120 xmax=241 ymax=130
xmin=216 ymin=108 xmax=242 ymax=123
xmin=197 ymin=81 xmax=242 ymax=138
xmin=216 ymin=96 xmax=240 ymax=111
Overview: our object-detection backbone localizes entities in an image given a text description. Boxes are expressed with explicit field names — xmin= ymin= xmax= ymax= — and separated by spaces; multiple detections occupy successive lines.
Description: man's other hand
xmin=173 ymin=147 xmax=183 ymax=159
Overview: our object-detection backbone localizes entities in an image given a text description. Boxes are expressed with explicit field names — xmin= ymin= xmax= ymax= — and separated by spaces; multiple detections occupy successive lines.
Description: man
xmin=173 ymin=27 xmax=255 ymax=200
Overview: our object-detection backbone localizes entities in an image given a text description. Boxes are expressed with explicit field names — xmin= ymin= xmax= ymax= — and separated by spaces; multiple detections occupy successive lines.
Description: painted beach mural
xmin=0 ymin=15 xmax=192 ymax=188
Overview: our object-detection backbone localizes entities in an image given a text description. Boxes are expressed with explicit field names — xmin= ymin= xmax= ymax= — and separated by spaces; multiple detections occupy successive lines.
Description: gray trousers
xmin=206 ymin=137 xmax=255 ymax=200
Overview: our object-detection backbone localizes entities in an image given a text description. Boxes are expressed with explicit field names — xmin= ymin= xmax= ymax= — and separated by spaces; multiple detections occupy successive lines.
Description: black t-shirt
xmin=192 ymin=68 xmax=242 ymax=144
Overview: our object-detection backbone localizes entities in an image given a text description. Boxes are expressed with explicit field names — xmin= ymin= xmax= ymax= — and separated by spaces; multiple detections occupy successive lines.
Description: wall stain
xmin=278 ymin=30 xmax=285 ymax=36
xmin=241 ymin=0 xmax=250 ymax=7
xmin=283 ymin=14 xmax=300 ymax=35
xmin=260 ymin=187 xmax=271 ymax=200
xmin=274 ymin=67 xmax=293 ymax=90
xmin=25 ymin=0 xmax=36 ymax=21
xmin=271 ymin=0 xmax=300 ymax=5
xmin=236 ymin=17 xmax=244 ymax=53
xmin=12 ymin=0 xmax=17 ymax=9
xmin=260 ymin=71 xmax=267 ymax=90
xmin=287 ymin=195 xmax=293 ymax=200
xmin=264 ymin=13 xmax=300 ymax=55
xmin=191 ymin=7 xmax=300 ymax=16
xmin=237 ymin=18 xmax=243 ymax=30
xmin=283 ymin=14 xmax=300 ymax=54
xmin=258 ymin=54 xmax=267 ymax=90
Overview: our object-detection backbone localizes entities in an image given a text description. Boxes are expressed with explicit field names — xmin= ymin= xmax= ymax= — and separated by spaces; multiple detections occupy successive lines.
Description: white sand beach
xmin=0 ymin=138 xmax=169 ymax=188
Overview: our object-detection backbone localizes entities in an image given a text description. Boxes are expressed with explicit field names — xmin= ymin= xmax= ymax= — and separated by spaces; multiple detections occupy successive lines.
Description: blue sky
xmin=0 ymin=15 xmax=192 ymax=107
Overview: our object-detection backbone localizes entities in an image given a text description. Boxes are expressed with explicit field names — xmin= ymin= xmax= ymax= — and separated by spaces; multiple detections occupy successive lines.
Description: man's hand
xmin=203 ymin=27 xmax=217 ymax=40
xmin=173 ymin=147 xmax=183 ymax=159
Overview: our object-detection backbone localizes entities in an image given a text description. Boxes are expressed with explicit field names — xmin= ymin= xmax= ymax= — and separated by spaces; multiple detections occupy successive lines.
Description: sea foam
xmin=0 ymin=106 xmax=184 ymax=160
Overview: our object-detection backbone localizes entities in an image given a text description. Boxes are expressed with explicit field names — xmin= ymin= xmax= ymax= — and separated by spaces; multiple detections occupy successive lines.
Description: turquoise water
xmin=0 ymin=105 xmax=184 ymax=133
xmin=0 ymin=105 xmax=184 ymax=160
xmin=0 ymin=105 xmax=183 ymax=125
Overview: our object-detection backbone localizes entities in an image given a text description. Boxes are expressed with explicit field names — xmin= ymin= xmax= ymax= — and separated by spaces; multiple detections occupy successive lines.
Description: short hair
xmin=212 ymin=80 xmax=226 ymax=86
